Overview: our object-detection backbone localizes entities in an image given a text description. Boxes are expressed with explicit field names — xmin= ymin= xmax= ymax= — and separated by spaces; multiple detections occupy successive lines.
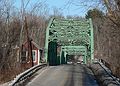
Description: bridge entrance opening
xmin=45 ymin=18 xmax=94 ymax=65
xmin=66 ymin=55 xmax=84 ymax=64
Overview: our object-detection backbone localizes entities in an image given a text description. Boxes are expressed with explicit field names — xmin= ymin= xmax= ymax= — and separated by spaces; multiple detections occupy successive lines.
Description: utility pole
xmin=24 ymin=17 xmax=34 ymax=67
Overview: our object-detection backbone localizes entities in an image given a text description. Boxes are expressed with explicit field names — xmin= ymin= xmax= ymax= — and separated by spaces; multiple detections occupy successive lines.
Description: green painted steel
xmin=62 ymin=46 xmax=86 ymax=55
xmin=61 ymin=46 xmax=87 ymax=63
xmin=45 ymin=18 xmax=94 ymax=65
xmin=90 ymin=19 xmax=94 ymax=62
xmin=48 ymin=41 xmax=57 ymax=66
xmin=45 ymin=18 xmax=54 ymax=63
xmin=60 ymin=51 xmax=66 ymax=64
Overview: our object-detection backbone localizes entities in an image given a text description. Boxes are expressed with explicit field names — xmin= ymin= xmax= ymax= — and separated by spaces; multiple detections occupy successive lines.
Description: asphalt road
xmin=26 ymin=64 xmax=99 ymax=86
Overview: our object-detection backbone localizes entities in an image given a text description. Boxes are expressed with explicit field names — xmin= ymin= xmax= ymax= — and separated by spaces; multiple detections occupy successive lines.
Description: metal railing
xmin=92 ymin=59 xmax=120 ymax=86
xmin=98 ymin=62 xmax=120 ymax=85
xmin=9 ymin=63 xmax=47 ymax=86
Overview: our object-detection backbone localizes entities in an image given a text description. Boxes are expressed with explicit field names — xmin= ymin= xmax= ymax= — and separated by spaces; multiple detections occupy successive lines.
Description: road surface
xmin=26 ymin=64 xmax=99 ymax=86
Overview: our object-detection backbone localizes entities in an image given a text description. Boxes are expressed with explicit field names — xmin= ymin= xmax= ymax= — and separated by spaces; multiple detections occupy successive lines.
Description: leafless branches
xmin=0 ymin=0 xmax=48 ymax=83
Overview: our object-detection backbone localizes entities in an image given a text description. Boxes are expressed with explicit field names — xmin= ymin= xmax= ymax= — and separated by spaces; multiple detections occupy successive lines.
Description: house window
xmin=32 ymin=50 xmax=36 ymax=62
xmin=21 ymin=51 xmax=27 ymax=63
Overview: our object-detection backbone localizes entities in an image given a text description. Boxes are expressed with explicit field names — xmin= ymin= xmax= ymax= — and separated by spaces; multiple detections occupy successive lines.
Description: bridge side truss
xmin=44 ymin=18 xmax=94 ymax=65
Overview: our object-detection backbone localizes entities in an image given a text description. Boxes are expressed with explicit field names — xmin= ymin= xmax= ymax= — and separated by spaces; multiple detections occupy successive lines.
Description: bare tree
xmin=66 ymin=0 xmax=120 ymax=78
xmin=0 ymin=0 xmax=49 ymax=83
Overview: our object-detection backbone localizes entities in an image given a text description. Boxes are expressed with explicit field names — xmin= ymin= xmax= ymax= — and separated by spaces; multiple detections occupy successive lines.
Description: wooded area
xmin=0 ymin=0 xmax=120 ymax=84
xmin=85 ymin=0 xmax=120 ymax=79
xmin=0 ymin=0 xmax=49 ymax=83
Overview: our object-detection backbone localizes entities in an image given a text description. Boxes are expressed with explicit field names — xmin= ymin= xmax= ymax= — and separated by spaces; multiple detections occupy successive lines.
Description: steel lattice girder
xmin=60 ymin=46 xmax=87 ymax=64
xmin=45 ymin=18 xmax=94 ymax=63
xmin=62 ymin=46 xmax=87 ymax=55
xmin=48 ymin=19 xmax=91 ymax=45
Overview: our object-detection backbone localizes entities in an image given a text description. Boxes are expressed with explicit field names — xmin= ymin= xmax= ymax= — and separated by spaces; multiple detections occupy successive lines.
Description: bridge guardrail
xmin=9 ymin=63 xmax=47 ymax=86
xmin=92 ymin=59 xmax=120 ymax=86
xmin=98 ymin=62 xmax=120 ymax=85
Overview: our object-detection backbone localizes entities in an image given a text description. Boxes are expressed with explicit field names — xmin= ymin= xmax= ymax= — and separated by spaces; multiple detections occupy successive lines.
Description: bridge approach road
xmin=26 ymin=64 xmax=99 ymax=86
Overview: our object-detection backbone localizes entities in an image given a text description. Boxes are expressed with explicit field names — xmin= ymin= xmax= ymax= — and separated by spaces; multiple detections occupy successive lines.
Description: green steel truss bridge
xmin=11 ymin=18 xmax=120 ymax=86
xmin=44 ymin=18 xmax=94 ymax=65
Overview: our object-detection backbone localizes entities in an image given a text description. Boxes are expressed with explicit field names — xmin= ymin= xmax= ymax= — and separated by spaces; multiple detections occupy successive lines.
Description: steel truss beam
xmin=45 ymin=18 xmax=94 ymax=64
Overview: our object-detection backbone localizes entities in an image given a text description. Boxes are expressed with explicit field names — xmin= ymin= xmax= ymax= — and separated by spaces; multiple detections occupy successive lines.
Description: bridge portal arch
xmin=44 ymin=18 xmax=94 ymax=65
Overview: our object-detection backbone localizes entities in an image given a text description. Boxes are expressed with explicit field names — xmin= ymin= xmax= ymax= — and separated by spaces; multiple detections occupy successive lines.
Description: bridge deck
xmin=26 ymin=64 xmax=98 ymax=86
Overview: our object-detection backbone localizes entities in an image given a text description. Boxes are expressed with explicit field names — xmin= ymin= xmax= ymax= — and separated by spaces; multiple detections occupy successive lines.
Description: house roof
xmin=31 ymin=41 xmax=40 ymax=49
xmin=22 ymin=40 xmax=40 ymax=49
